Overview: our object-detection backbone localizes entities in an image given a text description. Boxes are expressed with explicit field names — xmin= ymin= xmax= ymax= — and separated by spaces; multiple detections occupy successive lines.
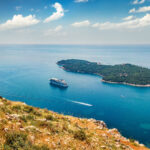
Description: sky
xmin=0 ymin=0 xmax=150 ymax=45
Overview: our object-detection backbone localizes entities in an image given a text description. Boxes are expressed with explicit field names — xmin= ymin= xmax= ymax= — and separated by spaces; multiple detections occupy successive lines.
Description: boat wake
xmin=50 ymin=96 xmax=93 ymax=107
xmin=70 ymin=100 xmax=93 ymax=107
xmin=0 ymin=92 xmax=93 ymax=107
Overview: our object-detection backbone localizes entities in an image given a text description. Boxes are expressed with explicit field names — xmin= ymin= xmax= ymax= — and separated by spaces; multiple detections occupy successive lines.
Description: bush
xmin=27 ymin=114 xmax=35 ymax=120
xmin=31 ymin=145 xmax=49 ymax=150
xmin=74 ymin=130 xmax=87 ymax=141
xmin=4 ymin=132 xmax=28 ymax=149
xmin=129 ymin=138 xmax=135 ymax=143
xmin=4 ymin=132 xmax=50 ymax=150
xmin=45 ymin=115 xmax=57 ymax=121
xmin=33 ymin=110 xmax=41 ymax=117
xmin=0 ymin=106 xmax=11 ymax=114
xmin=23 ymin=106 xmax=34 ymax=113
xmin=20 ymin=116 xmax=28 ymax=122
xmin=12 ymin=105 xmax=21 ymax=111
xmin=38 ymin=121 xmax=59 ymax=134
xmin=23 ymin=106 xmax=42 ymax=117
xmin=20 ymin=114 xmax=35 ymax=123
xmin=12 ymin=105 xmax=22 ymax=113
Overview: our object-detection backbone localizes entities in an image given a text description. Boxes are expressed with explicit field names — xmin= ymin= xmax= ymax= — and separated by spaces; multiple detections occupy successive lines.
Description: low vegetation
xmin=57 ymin=59 xmax=150 ymax=86
xmin=0 ymin=97 xmax=148 ymax=149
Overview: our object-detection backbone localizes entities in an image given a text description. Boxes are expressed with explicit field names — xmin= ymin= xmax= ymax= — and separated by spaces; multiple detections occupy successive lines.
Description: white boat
xmin=50 ymin=78 xmax=68 ymax=88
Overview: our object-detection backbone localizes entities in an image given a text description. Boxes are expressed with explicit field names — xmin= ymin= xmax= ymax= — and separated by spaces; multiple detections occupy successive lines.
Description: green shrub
xmin=74 ymin=130 xmax=87 ymax=141
xmin=38 ymin=121 xmax=59 ymax=134
xmin=31 ymin=145 xmax=49 ymax=150
xmin=20 ymin=114 xmax=35 ymax=123
xmin=0 ymin=106 xmax=11 ymax=114
xmin=4 ymin=132 xmax=50 ymax=150
xmin=12 ymin=105 xmax=22 ymax=113
xmin=20 ymin=115 xmax=28 ymax=122
xmin=45 ymin=115 xmax=57 ymax=121
xmin=33 ymin=110 xmax=41 ymax=117
xmin=38 ymin=121 xmax=53 ymax=129
xmin=129 ymin=138 xmax=135 ymax=143
xmin=27 ymin=114 xmax=35 ymax=120
xmin=23 ymin=106 xmax=34 ymax=113
xmin=4 ymin=132 xmax=28 ymax=149
xmin=23 ymin=106 xmax=41 ymax=117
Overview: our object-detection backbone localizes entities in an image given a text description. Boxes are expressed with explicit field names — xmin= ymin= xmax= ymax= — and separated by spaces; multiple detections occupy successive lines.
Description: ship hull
xmin=50 ymin=82 xmax=68 ymax=88
xmin=50 ymin=79 xmax=68 ymax=88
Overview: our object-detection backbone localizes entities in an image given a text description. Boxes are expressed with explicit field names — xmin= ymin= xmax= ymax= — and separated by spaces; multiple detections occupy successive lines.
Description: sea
xmin=0 ymin=44 xmax=150 ymax=146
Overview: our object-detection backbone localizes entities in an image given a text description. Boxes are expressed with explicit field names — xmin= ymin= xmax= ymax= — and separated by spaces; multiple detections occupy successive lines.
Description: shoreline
xmin=60 ymin=66 xmax=150 ymax=88
xmin=0 ymin=97 xmax=148 ymax=149
xmin=102 ymin=79 xmax=150 ymax=87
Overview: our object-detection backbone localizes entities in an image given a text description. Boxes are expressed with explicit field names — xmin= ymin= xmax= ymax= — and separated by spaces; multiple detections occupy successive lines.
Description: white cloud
xmin=123 ymin=15 xmax=134 ymax=21
xmin=74 ymin=0 xmax=88 ymax=3
xmin=133 ymin=0 xmax=145 ymax=5
xmin=129 ymin=8 xmax=136 ymax=13
xmin=92 ymin=13 xmax=150 ymax=30
xmin=44 ymin=3 xmax=64 ymax=23
xmin=72 ymin=20 xmax=90 ymax=27
xmin=44 ymin=25 xmax=66 ymax=36
xmin=0 ymin=14 xmax=40 ymax=31
xmin=54 ymin=25 xmax=63 ymax=32
xmin=137 ymin=6 xmax=150 ymax=12
xmin=129 ymin=6 xmax=150 ymax=13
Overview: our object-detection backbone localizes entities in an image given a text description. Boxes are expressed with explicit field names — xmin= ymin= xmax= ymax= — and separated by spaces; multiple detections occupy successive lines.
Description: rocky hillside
xmin=0 ymin=97 xmax=148 ymax=150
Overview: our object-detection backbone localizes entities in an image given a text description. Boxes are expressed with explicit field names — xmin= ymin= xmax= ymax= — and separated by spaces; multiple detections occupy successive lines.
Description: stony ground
xmin=0 ymin=97 xmax=149 ymax=150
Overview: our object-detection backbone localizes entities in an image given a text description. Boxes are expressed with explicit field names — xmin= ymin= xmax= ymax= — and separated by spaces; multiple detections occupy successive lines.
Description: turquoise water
xmin=0 ymin=45 xmax=150 ymax=146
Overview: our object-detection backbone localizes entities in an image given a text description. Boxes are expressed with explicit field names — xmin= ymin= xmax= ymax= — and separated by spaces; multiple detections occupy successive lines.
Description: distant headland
xmin=57 ymin=59 xmax=150 ymax=87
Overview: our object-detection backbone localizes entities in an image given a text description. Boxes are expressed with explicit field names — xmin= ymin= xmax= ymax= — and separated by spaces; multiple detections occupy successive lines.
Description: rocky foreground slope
xmin=0 ymin=97 xmax=149 ymax=150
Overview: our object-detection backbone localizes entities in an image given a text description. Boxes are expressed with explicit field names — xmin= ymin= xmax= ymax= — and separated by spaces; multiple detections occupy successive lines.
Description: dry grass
xmin=0 ymin=97 xmax=149 ymax=150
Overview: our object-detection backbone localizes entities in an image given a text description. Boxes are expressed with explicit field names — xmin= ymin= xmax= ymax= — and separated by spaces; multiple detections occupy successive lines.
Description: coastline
xmin=60 ymin=66 xmax=150 ymax=88
xmin=0 ymin=97 xmax=148 ymax=150
xmin=102 ymin=79 xmax=150 ymax=87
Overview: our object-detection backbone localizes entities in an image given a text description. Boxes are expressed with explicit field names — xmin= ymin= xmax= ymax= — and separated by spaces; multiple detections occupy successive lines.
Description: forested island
xmin=57 ymin=59 xmax=150 ymax=87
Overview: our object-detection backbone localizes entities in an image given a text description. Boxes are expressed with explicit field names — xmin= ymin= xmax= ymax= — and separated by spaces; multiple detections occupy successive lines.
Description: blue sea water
xmin=0 ymin=44 xmax=150 ymax=146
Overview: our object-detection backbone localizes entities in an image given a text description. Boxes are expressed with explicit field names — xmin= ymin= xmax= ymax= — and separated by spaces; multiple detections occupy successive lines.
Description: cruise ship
xmin=50 ymin=78 xmax=68 ymax=88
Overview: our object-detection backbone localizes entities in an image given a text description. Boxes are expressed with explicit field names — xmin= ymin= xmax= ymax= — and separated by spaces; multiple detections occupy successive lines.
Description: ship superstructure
xmin=50 ymin=78 xmax=68 ymax=88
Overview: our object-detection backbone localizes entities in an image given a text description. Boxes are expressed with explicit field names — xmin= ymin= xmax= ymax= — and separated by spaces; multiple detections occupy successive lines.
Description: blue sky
xmin=0 ymin=0 xmax=150 ymax=44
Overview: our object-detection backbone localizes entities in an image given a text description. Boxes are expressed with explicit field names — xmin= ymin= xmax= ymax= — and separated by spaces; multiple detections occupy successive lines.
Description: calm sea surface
xmin=0 ymin=45 xmax=150 ymax=146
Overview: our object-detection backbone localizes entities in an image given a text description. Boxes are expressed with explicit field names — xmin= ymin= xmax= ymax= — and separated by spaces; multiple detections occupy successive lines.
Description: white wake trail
xmin=70 ymin=100 xmax=93 ymax=107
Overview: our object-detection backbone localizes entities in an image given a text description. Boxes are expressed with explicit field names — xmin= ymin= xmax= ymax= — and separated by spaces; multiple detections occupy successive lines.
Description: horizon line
xmin=0 ymin=43 xmax=150 ymax=46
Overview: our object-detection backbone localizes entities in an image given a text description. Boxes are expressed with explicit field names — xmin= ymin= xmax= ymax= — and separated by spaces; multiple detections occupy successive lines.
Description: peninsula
xmin=0 ymin=97 xmax=148 ymax=149
xmin=57 ymin=59 xmax=150 ymax=87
